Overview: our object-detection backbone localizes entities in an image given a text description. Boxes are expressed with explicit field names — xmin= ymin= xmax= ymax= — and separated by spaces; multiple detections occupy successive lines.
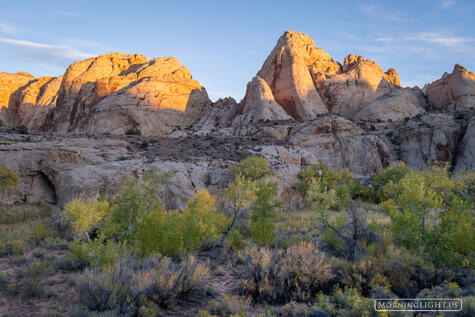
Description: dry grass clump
xmin=236 ymin=241 xmax=334 ymax=303
xmin=77 ymin=255 xmax=209 ymax=314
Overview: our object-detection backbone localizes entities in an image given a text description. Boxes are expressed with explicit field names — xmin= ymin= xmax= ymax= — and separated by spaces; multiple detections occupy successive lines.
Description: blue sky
xmin=0 ymin=0 xmax=473 ymax=101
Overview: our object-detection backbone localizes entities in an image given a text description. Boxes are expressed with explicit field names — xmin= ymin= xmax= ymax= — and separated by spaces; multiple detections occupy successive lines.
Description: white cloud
xmin=377 ymin=32 xmax=472 ymax=48
xmin=0 ymin=37 xmax=94 ymax=61
xmin=0 ymin=23 xmax=16 ymax=35
xmin=440 ymin=0 xmax=456 ymax=8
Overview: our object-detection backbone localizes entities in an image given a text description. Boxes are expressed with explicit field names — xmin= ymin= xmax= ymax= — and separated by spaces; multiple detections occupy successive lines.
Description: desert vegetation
xmin=0 ymin=159 xmax=474 ymax=316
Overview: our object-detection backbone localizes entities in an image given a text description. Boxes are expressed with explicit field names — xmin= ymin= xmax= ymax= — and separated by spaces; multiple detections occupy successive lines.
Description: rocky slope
xmin=0 ymin=30 xmax=474 ymax=209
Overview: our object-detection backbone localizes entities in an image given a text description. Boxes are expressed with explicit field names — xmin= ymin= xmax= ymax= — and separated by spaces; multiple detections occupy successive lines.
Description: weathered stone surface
xmin=397 ymin=113 xmax=462 ymax=169
xmin=0 ymin=72 xmax=34 ymax=110
xmin=318 ymin=54 xmax=401 ymax=119
xmin=5 ymin=76 xmax=62 ymax=129
xmin=0 ymin=135 xmax=56 ymax=204
xmin=238 ymin=76 xmax=292 ymax=123
xmin=44 ymin=53 xmax=210 ymax=136
xmin=424 ymin=64 xmax=475 ymax=111
xmin=190 ymin=97 xmax=238 ymax=136
xmin=252 ymin=30 xmax=334 ymax=120
xmin=354 ymin=88 xmax=426 ymax=122
xmin=454 ymin=116 xmax=475 ymax=171
xmin=288 ymin=114 xmax=395 ymax=177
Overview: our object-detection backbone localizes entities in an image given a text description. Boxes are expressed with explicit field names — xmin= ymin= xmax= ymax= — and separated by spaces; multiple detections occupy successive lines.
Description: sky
xmin=0 ymin=0 xmax=474 ymax=101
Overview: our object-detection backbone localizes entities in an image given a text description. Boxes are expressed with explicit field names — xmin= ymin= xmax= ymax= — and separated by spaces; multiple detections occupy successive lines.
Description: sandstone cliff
xmin=0 ymin=30 xmax=474 ymax=209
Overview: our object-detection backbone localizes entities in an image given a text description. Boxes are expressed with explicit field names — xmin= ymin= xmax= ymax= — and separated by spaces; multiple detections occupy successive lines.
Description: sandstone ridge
xmin=0 ymin=30 xmax=474 ymax=209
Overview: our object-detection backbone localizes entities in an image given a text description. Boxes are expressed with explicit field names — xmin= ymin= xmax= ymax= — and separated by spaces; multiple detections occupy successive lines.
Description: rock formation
xmin=424 ymin=64 xmax=475 ymax=111
xmin=354 ymin=88 xmax=426 ymax=122
xmin=45 ymin=53 xmax=210 ymax=136
xmin=251 ymin=31 xmax=335 ymax=120
xmin=288 ymin=115 xmax=394 ymax=177
xmin=5 ymin=76 xmax=62 ymax=129
xmin=397 ymin=113 xmax=462 ymax=169
xmin=238 ymin=76 xmax=292 ymax=123
xmin=0 ymin=30 xmax=474 ymax=209
xmin=454 ymin=116 xmax=475 ymax=171
xmin=0 ymin=72 xmax=35 ymax=110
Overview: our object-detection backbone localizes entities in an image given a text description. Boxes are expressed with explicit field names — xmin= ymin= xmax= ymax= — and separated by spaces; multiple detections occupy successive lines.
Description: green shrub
xmin=380 ymin=164 xmax=475 ymax=267
xmin=0 ymin=163 xmax=18 ymax=191
xmin=15 ymin=125 xmax=28 ymax=134
xmin=236 ymin=242 xmax=334 ymax=303
xmin=133 ymin=189 xmax=227 ymax=257
xmin=269 ymin=301 xmax=329 ymax=317
xmin=314 ymin=288 xmax=377 ymax=317
xmin=0 ymin=238 xmax=27 ymax=256
xmin=250 ymin=180 xmax=278 ymax=246
xmin=229 ymin=155 xmax=273 ymax=181
xmin=31 ymin=222 xmax=54 ymax=243
xmin=224 ymin=229 xmax=246 ymax=251
xmin=370 ymin=161 xmax=410 ymax=202
xmin=125 ymin=128 xmax=140 ymax=135
xmin=0 ymin=203 xmax=54 ymax=225
xmin=295 ymin=162 xmax=356 ymax=210
xmin=209 ymin=294 xmax=251 ymax=316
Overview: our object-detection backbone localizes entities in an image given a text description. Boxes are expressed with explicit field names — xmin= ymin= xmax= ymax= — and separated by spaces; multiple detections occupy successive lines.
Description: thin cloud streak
xmin=0 ymin=37 xmax=94 ymax=60
xmin=377 ymin=32 xmax=473 ymax=48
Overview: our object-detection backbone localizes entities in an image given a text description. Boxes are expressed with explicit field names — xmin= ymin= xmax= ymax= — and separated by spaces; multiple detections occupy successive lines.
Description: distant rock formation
xmin=45 ymin=53 xmax=210 ymax=136
xmin=424 ymin=64 xmax=475 ymax=111
xmin=0 ymin=30 xmax=474 ymax=209
xmin=250 ymin=31 xmax=334 ymax=120
xmin=5 ymin=76 xmax=62 ymax=130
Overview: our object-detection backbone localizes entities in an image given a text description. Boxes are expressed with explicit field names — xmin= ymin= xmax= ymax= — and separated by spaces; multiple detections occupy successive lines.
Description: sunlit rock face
xmin=424 ymin=64 xmax=475 ymax=111
xmin=317 ymin=54 xmax=402 ymax=119
xmin=44 ymin=53 xmax=210 ymax=136
xmin=5 ymin=76 xmax=62 ymax=130
xmin=247 ymin=30 xmax=336 ymax=120
xmin=241 ymin=30 xmax=410 ymax=122
xmin=237 ymin=76 xmax=292 ymax=123
xmin=0 ymin=72 xmax=35 ymax=110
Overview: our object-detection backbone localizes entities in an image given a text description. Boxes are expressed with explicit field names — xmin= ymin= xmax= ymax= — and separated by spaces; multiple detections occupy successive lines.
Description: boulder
xmin=424 ymin=64 xmax=475 ymax=111
xmin=238 ymin=76 xmax=292 ymax=122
